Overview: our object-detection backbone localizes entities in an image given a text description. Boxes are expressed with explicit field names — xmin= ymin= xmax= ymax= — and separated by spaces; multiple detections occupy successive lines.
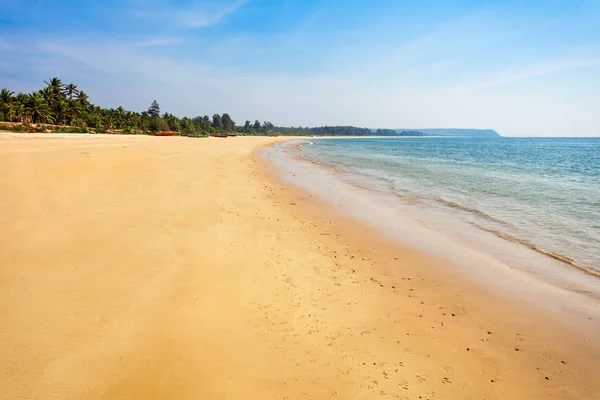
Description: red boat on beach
xmin=154 ymin=131 xmax=175 ymax=137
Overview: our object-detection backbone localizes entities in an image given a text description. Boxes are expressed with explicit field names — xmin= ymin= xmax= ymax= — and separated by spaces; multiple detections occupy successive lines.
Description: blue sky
xmin=1 ymin=0 xmax=599 ymax=136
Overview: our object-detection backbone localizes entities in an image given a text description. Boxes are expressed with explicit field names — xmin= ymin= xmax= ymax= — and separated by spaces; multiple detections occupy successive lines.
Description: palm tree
xmin=140 ymin=111 xmax=150 ymax=131
xmin=90 ymin=105 xmax=103 ymax=126
xmin=15 ymin=92 xmax=29 ymax=105
xmin=0 ymin=88 xmax=15 ymax=121
xmin=13 ymin=92 xmax=29 ymax=122
xmin=12 ymin=102 xmax=26 ymax=122
xmin=101 ymin=109 xmax=115 ymax=129
xmin=26 ymin=92 xmax=53 ymax=124
xmin=44 ymin=77 xmax=64 ymax=96
xmin=126 ymin=111 xmax=142 ymax=130
xmin=66 ymin=101 xmax=81 ymax=126
xmin=76 ymin=90 xmax=90 ymax=109
xmin=115 ymin=106 xmax=126 ymax=128
xmin=39 ymin=87 xmax=55 ymax=105
xmin=65 ymin=83 xmax=78 ymax=100
xmin=52 ymin=99 xmax=68 ymax=125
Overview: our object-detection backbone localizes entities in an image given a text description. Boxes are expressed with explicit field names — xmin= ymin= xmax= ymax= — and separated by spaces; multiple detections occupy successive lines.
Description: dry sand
xmin=1 ymin=133 xmax=599 ymax=399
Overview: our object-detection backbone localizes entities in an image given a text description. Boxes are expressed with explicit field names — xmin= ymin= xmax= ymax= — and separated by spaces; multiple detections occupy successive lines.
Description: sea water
xmin=298 ymin=137 xmax=600 ymax=276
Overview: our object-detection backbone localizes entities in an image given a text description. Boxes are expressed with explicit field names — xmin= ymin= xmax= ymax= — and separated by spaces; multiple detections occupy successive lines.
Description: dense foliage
xmin=0 ymin=78 xmax=277 ymax=136
xmin=375 ymin=129 xmax=400 ymax=136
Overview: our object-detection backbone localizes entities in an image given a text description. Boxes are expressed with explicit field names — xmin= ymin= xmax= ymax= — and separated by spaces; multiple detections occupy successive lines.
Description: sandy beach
xmin=1 ymin=133 xmax=599 ymax=400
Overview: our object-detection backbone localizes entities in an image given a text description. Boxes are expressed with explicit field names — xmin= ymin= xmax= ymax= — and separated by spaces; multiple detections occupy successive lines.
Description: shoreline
xmin=1 ymin=134 xmax=598 ymax=399
xmin=272 ymin=138 xmax=600 ymax=294
xmin=260 ymin=138 xmax=600 ymax=395
xmin=264 ymin=137 xmax=600 ymax=311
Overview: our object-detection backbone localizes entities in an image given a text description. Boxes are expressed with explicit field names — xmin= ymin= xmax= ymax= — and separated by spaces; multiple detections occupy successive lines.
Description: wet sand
xmin=0 ymin=133 xmax=599 ymax=399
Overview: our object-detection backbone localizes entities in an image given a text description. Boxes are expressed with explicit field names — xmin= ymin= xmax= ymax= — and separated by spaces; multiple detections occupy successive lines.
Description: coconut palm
xmin=76 ymin=90 xmax=90 ymax=109
xmin=39 ymin=87 xmax=55 ymax=105
xmin=102 ymin=110 xmax=115 ymax=129
xmin=66 ymin=101 xmax=81 ymax=126
xmin=12 ymin=102 xmax=26 ymax=122
xmin=44 ymin=77 xmax=65 ymax=96
xmin=0 ymin=88 xmax=15 ymax=121
xmin=15 ymin=92 xmax=29 ymax=105
xmin=114 ymin=106 xmax=126 ymax=128
xmin=12 ymin=92 xmax=29 ymax=122
xmin=26 ymin=92 xmax=53 ymax=123
xmin=65 ymin=83 xmax=79 ymax=100
xmin=52 ymin=99 xmax=68 ymax=125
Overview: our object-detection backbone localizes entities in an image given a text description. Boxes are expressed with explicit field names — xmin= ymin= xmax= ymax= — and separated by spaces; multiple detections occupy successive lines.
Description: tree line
xmin=275 ymin=126 xmax=374 ymax=136
xmin=0 ymin=78 xmax=280 ymax=136
xmin=1 ymin=77 xmax=411 ymax=137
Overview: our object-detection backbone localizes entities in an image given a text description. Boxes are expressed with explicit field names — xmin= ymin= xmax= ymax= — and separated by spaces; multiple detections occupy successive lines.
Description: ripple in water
xmin=301 ymin=137 xmax=600 ymax=275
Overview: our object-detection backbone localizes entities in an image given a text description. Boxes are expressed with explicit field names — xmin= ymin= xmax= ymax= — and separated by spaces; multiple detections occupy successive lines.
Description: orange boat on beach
xmin=154 ymin=131 xmax=175 ymax=137
xmin=210 ymin=133 xmax=229 ymax=138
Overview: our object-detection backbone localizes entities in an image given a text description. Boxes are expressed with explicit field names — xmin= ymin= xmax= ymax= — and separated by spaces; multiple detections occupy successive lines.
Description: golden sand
xmin=0 ymin=133 xmax=598 ymax=399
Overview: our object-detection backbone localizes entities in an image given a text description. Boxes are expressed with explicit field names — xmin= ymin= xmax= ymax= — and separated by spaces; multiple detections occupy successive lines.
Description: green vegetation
xmin=375 ymin=129 xmax=399 ymax=136
xmin=1 ymin=79 xmax=373 ymax=136
xmin=374 ymin=129 xmax=423 ymax=136
xmin=0 ymin=78 xmax=255 ymax=136
xmin=274 ymin=126 xmax=373 ymax=136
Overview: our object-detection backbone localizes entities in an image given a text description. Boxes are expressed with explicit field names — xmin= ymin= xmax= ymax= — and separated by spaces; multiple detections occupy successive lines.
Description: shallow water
xmin=299 ymin=138 xmax=600 ymax=275
xmin=264 ymin=138 xmax=600 ymax=334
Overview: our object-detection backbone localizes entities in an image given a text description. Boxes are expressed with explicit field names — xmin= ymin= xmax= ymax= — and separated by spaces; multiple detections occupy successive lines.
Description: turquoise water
xmin=300 ymin=138 xmax=600 ymax=274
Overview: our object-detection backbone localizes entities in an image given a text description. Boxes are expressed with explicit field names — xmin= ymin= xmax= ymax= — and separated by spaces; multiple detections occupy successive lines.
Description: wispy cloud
xmin=421 ymin=59 xmax=462 ymax=72
xmin=475 ymin=56 xmax=600 ymax=89
xmin=128 ymin=37 xmax=183 ymax=48
xmin=35 ymin=36 xmax=206 ymax=79
xmin=130 ymin=0 xmax=250 ymax=28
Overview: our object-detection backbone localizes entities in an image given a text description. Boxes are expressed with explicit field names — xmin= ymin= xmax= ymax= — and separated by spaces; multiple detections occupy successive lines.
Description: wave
xmin=392 ymin=191 xmax=421 ymax=206
xmin=473 ymin=223 xmax=600 ymax=278
xmin=437 ymin=198 xmax=506 ymax=225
